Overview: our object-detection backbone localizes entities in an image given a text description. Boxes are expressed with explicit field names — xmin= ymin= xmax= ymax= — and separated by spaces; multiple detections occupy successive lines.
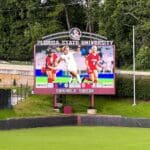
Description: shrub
xmin=116 ymin=75 xmax=150 ymax=100
xmin=136 ymin=46 xmax=150 ymax=70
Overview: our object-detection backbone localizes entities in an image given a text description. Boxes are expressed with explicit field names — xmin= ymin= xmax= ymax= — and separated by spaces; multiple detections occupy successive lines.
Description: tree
xmin=0 ymin=0 xmax=149 ymax=71
xmin=0 ymin=0 xmax=64 ymax=61
xmin=98 ymin=0 xmax=150 ymax=69
xmin=136 ymin=46 xmax=150 ymax=70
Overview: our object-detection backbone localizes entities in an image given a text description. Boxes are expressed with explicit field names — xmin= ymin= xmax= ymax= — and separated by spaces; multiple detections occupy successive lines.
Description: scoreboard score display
xmin=34 ymin=41 xmax=115 ymax=95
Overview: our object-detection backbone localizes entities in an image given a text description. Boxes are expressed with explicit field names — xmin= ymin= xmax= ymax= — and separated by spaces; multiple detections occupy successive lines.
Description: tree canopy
xmin=0 ymin=0 xmax=149 ymax=70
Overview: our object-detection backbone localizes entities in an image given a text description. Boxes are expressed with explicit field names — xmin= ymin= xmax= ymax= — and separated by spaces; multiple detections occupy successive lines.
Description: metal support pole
xmin=132 ymin=25 xmax=136 ymax=106
xmin=53 ymin=94 xmax=58 ymax=108
xmin=90 ymin=94 xmax=95 ymax=108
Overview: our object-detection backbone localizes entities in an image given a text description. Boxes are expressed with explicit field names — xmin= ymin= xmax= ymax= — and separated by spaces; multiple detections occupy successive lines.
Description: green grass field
xmin=0 ymin=126 xmax=150 ymax=150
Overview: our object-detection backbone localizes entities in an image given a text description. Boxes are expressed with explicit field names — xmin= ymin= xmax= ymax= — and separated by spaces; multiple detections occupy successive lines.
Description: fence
xmin=11 ymin=85 xmax=32 ymax=106
xmin=0 ymin=85 xmax=32 ymax=108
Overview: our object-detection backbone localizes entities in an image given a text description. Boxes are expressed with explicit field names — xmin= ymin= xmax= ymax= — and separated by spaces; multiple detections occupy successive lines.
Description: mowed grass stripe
xmin=0 ymin=127 xmax=150 ymax=150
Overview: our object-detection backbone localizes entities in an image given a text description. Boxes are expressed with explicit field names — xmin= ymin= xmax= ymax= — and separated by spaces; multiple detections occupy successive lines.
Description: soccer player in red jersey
xmin=45 ymin=48 xmax=58 ymax=83
xmin=82 ymin=45 xmax=100 ymax=83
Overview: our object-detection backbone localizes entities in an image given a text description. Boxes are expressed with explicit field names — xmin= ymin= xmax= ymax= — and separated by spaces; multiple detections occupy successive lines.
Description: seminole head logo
xmin=69 ymin=28 xmax=82 ymax=40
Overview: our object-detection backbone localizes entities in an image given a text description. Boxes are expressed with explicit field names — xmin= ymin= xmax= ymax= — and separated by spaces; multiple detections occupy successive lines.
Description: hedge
xmin=116 ymin=75 xmax=150 ymax=100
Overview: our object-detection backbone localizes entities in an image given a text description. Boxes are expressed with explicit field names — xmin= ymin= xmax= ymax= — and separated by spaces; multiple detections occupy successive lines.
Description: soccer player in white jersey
xmin=58 ymin=46 xmax=81 ymax=83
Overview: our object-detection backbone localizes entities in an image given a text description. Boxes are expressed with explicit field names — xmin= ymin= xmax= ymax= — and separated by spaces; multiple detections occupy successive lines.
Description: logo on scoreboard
xmin=69 ymin=28 xmax=81 ymax=40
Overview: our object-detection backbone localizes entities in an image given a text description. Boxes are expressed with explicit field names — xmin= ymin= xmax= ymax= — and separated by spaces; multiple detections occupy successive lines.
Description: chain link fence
xmin=0 ymin=85 xmax=32 ymax=109
xmin=11 ymin=85 xmax=32 ymax=106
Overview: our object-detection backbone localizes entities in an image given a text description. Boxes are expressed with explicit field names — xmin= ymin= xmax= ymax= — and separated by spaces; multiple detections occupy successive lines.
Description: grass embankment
xmin=0 ymin=127 xmax=150 ymax=150
xmin=0 ymin=95 xmax=59 ymax=120
xmin=0 ymin=95 xmax=150 ymax=119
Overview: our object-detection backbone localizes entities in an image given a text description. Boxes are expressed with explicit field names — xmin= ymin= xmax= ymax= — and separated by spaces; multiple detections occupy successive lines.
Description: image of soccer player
xmin=58 ymin=46 xmax=81 ymax=83
xmin=82 ymin=45 xmax=100 ymax=83
xmin=45 ymin=48 xmax=58 ymax=83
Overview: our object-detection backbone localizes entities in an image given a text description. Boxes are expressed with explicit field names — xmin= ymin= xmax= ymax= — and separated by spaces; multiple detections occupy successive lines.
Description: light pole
xmin=132 ymin=25 xmax=136 ymax=106
xmin=123 ymin=12 xmax=137 ymax=106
